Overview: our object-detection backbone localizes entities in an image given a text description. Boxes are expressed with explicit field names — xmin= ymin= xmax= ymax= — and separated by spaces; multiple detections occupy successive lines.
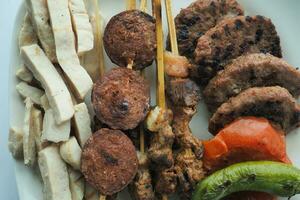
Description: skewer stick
xmin=127 ymin=0 xmax=137 ymax=10
xmin=93 ymin=0 xmax=105 ymax=78
xmin=165 ymin=0 xmax=178 ymax=55
xmin=153 ymin=0 xmax=166 ymax=109
xmin=140 ymin=0 xmax=147 ymax=12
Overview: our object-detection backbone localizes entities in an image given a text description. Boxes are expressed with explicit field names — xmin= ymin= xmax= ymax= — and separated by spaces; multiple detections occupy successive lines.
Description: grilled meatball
xmin=92 ymin=68 xmax=150 ymax=130
xmin=104 ymin=10 xmax=156 ymax=70
xmin=209 ymin=86 xmax=300 ymax=135
xmin=168 ymin=0 xmax=244 ymax=58
xmin=204 ymin=53 xmax=300 ymax=112
xmin=81 ymin=128 xmax=138 ymax=195
xmin=167 ymin=78 xmax=200 ymax=107
xmin=193 ymin=15 xmax=282 ymax=85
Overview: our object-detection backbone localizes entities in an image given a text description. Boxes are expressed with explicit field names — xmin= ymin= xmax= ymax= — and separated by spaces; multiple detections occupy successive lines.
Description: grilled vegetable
xmin=192 ymin=161 xmax=300 ymax=200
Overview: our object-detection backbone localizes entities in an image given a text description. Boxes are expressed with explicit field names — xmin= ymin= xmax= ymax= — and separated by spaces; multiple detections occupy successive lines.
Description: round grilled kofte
xmin=92 ymin=68 xmax=150 ymax=130
xmin=103 ymin=10 xmax=156 ymax=70
xmin=81 ymin=128 xmax=138 ymax=195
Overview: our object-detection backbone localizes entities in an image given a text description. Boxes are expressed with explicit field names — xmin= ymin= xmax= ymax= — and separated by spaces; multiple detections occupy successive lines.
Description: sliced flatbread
xmin=68 ymin=167 xmax=85 ymax=200
xmin=38 ymin=145 xmax=72 ymax=200
xmin=41 ymin=109 xmax=71 ymax=143
xmin=23 ymin=98 xmax=36 ymax=167
xmin=69 ymin=0 xmax=94 ymax=54
xmin=8 ymin=127 xmax=24 ymax=159
xmin=19 ymin=13 xmax=38 ymax=48
xmin=16 ymin=81 xmax=44 ymax=105
xmin=16 ymin=65 xmax=33 ymax=83
xmin=59 ymin=136 xmax=82 ymax=170
xmin=21 ymin=44 xmax=74 ymax=124
xmin=47 ymin=0 xmax=93 ymax=100
xmin=73 ymin=103 xmax=92 ymax=147
xmin=25 ymin=0 xmax=56 ymax=62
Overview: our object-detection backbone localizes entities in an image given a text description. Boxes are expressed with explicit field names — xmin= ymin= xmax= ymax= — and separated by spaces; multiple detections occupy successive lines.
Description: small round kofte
xmin=92 ymin=68 xmax=150 ymax=130
xmin=103 ymin=10 xmax=156 ymax=70
xmin=81 ymin=128 xmax=138 ymax=195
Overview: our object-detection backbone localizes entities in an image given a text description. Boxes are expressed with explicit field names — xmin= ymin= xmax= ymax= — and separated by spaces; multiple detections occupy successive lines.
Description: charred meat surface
xmin=81 ymin=128 xmax=138 ymax=195
xmin=209 ymin=86 xmax=300 ymax=134
xmin=129 ymin=153 xmax=155 ymax=200
xmin=168 ymin=0 xmax=244 ymax=58
xmin=167 ymin=78 xmax=201 ymax=107
xmin=204 ymin=53 xmax=300 ymax=112
xmin=103 ymin=10 xmax=156 ymax=70
xmin=92 ymin=68 xmax=150 ymax=130
xmin=193 ymin=15 xmax=282 ymax=85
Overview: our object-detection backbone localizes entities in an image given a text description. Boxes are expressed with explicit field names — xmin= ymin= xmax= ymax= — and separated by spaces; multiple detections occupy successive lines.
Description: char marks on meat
xmin=209 ymin=86 xmax=300 ymax=135
xmin=169 ymin=0 xmax=244 ymax=58
xmin=193 ymin=15 xmax=282 ymax=85
xmin=204 ymin=53 xmax=300 ymax=112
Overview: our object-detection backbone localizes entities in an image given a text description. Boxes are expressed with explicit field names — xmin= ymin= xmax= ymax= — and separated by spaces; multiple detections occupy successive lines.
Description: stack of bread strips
xmin=9 ymin=0 xmax=98 ymax=199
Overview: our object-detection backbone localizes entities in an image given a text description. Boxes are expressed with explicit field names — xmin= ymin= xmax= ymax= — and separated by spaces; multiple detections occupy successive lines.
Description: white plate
xmin=9 ymin=0 xmax=300 ymax=199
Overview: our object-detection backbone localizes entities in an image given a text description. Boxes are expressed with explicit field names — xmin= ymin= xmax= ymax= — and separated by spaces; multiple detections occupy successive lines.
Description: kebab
xmin=144 ymin=0 xmax=179 ymax=199
xmin=89 ymin=1 xmax=157 ymax=199
xmin=164 ymin=0 xmax=205 ymax=199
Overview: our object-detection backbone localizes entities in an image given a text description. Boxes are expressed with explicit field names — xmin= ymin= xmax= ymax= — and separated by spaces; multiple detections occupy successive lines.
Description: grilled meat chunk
xmin=92 ymin=68 xmax=150 ymax=130
xmin=204 ymin=53 xmax=300 ymax=112
xmin=209 ymin=86 xmax=300 ymax=134
xmin=168 ymin=0 xmax=244 ymax=58
xmin=193 ymin=15 xmax=282 ymax=85
xmin=129 ymin=153 xmax=155 ymax=200
xmin=81 ymin=128 xmax=138 ymax=195
xmin=175 ymin=149 xmax=205 ymax=200
xmin=167 ymin=78 xmax=200 ymax=107
xmin=103 ymin=10 xmax=156 ymax=70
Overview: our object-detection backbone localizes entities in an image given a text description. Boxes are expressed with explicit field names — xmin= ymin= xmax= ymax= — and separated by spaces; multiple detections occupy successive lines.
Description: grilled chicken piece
xmin=129 ymin=153 xmax=155 ymax=200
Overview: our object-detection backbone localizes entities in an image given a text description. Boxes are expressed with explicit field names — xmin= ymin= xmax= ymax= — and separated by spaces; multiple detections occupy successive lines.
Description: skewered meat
xmin=209 ymin=86 xmax=300 ymax=135
xmin=167 ymin=78 xmax=200 ymax=107
xmin=104 ymin=10 xmax=156 ymax=70
xmin=81 ymin=128 xmax=138 ymax=195
xmin=129 ymin=153 xmax=155 ymax=200
xmin=204 ymin=53 xmax=300 ymax=112
xmin=168 ymin=0 xmax=244 ymax=59
xmin=175 ymin=148 xmax=205 ymax=200
xmin=172 ymin=107 xmax=203 ymax=158
xmin=154 ymin=167 xmax=177 ymax=195
xmin=92 ymin=68 xmax=150 ymax=130
xmin=193 ymin=15 xmax=282 ymax=85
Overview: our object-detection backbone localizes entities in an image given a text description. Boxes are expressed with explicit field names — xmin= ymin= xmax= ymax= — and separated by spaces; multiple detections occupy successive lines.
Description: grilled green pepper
xmin=192 ymin=161 xmax=300 ymax=200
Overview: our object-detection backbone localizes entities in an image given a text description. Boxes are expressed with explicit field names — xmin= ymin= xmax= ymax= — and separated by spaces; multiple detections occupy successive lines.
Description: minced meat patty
xmin=167 ymin=0 xmax=244 ymax=59
xmin=81 ymin=128 xmax=138 ymax=195
xmin=193 ymin=15 xmax=282 ymax=85
xmin=204 ymin=53 xmax=300 ymax=112
xmin=103 ymin=10 xmax=156 ymax=70
xmin=92 ymin=68 xmax=150 ymax=130
xmin=209 ymin=86 xmax=300 ymax=135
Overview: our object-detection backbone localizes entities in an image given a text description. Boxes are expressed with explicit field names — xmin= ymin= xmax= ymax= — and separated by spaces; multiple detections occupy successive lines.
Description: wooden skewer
xmin=93 ymin=0 xmax=105 ymax=78
xmin=165 ymin=0 xmax=178 ymax=55
xmin=153 ymin=0 xmax=166 ymax=109
xmin=140 ymin=0 xmax=147 ymax=12
xmin=127 ymin=0 xmax=137 ymax=10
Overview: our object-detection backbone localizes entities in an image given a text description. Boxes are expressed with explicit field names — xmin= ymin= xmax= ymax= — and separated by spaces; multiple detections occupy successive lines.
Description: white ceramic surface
xmin=8 ymin=0 xmax=300 ymax=199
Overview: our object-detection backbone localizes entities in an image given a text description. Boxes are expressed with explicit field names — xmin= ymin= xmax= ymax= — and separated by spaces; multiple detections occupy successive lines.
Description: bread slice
xmin=8 ymin=127 xmax=23 ymax=159
xmin=38 ymin=145 xmax=72 ymax=200
xmin=60 ymin=136 xmax=82 ymax=170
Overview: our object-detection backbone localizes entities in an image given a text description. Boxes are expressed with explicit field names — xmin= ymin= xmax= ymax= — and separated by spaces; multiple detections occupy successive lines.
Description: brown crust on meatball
xmin=81 ymin=128 xmax=138 ymax=195
xmin=104 ymin=10 xmax=156 ymax=70
xmin=204 ymin=53 xmax=300 ymax=112
xmin=168 ymin=0 xmax=244 ymax=58
xmin=92 ymin=68 xmax=150 ymax=130
xmin=193 ymin=15 xmax=282 ymax=85
xmin=209 ymin=86 xmax=300 ymax=135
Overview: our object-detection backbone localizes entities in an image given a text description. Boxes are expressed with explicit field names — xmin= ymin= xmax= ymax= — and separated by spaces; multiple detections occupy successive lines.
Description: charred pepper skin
xmin=192 ymin=161 xmax=300 ymax=200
